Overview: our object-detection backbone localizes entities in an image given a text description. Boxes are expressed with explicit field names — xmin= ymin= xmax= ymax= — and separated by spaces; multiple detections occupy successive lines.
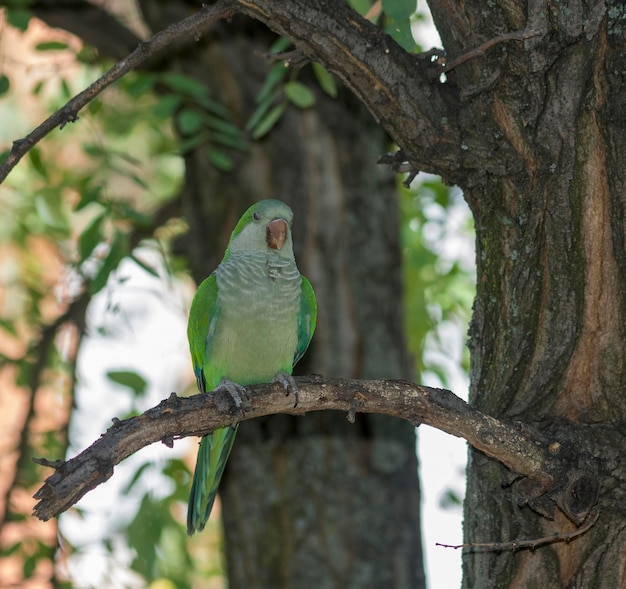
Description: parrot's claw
xmin=216 ymin=379 xmax=249 ymax=427
xmin=273 ymin=373 xmax=299 ymax=408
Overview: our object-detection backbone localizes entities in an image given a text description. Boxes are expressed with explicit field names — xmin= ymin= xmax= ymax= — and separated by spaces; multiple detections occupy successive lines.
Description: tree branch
xmin=0 ymin=0 xmax=235 ymax=184
xmin=33 ymin=376 xmax=573 ymax=522
xmin=231 ymin=0 xmax=462 ymax=177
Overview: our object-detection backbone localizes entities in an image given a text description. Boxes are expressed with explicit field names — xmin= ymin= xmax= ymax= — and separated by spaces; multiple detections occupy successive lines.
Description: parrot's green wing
xmin=187 ymin=272 xmax=219 ymax=393
xmin=294 ymin=276 xmax=317 ymax=366
xmin=187 ymin=272 xmax=235 ymax=535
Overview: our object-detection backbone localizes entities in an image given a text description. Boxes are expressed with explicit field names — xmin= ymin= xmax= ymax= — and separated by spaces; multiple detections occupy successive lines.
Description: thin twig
xmin=436 ymin=509 xmax=599 ymax=552
xmin=0 ymin=0 xmax=235 ymax=184
xmin=441 ymin=29 xmax=541 ymax=73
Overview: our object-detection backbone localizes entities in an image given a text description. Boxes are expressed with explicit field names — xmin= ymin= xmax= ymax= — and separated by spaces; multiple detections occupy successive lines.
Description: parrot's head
xmin=225 ymin=199 xmax=296 ymax=259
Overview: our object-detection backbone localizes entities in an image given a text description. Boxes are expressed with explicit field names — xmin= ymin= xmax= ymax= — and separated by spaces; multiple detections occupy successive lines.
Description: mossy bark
xmin=424 ymin=3 xmax=626 ymax=587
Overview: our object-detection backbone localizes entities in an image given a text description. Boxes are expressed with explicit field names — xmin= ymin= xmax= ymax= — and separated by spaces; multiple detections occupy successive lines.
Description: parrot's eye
xmin=253 ymin=211 xmax=261 ymax=221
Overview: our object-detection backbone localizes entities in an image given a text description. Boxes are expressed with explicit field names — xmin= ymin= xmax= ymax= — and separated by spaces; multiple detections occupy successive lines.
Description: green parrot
xmin=186 ymin=199 xmax=317 ymax=535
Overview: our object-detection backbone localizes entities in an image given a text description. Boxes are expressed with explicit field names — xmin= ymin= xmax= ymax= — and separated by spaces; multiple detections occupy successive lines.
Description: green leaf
xmin=312 ymin=63 xmax=338 ymax=98
xmin=211 ymin=130 xmax=248 ymax=150
xmin=177 ymin=108 xmax=205 ymax=135
xmin=32 ymin=80 xmax=44 ymax=96
xmin=35 ymin=41 xmax=69 ymax=51
xmin=28 ymin=147 xmax=47 ymax=179
xmin=348 ymin=0 xmax=373 ymax=17
xmin=89 ymin=231 xmax=128 ymax=294
xmin=268 ymin=36 xmax=292 ymax=54
xmin=130 ymin=254 xmax=160 ymax=278
xmin=251 ymin=103 xmax=286 ymax=139
xmin=78 ymin=213 xmax=105 ymax=260
xmin=384 ymin=19 xmax=417 ymax=52
xmin=246 ymin=91 xmax=278 ymax=133
xmin=439 ymin=487 xmax=463 ymax=509
xmin=177 ymin=132 xmax=208 ymax=154
xmin=161 ymin=72 xmax=208 ymax=101
xmin=0 ymin=319 xmax=18 ymax=337
xmin=6 ymin=8 xmax=31 ymax=32
xmin=204 ymin=114 xmax=244 ymax=138
xmin=382 ymin=0 xmax=417 ymax=21
xmin=257 ymin=63 xmax=288 ymax=104
xmin=203 ymin=115 xmax=247 ymax=150
xmin=129 ymin=173 xmax=149 ymax=190
xmin=82 ymin=143 xmax=108 ymax=158
xmin=115 ymin=202 xmax=152 ymax=227
xmin=195 ymin=95 xmax=232 ymax=120
xmin=0 ymin=75 xmax=10 ymax=97
xmin=1 ymin=542 xmax=21 ymax=558
xmin=152 ymin=94 xmax=183 ymax=118
xmin=123 ymin=461 xmax=153 ymax=494
xmin=35 ymin=191 xmax=67 ymax=230
xmin=284 ymin=81 xmax=315 ymax=109
xmin=106 ymin=370 xmax=148 ymax=396
xmin=74 ymin=184 xmax=102 ymax=211
xmin=76 ymin=45 xmax=99 ymax=64
xmin=123 ymin=73 xmax=156 ymax=98
xmin=208 ymin=148 xmax=234 ymax=171
xmin=23 ymin=555 xmax=37 ymax=578
xmin=60 ymin=78 xmax=72 ymax=100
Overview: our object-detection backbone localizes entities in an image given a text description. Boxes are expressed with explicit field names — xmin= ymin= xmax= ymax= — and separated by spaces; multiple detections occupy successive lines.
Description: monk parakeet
xmin=186 ymin=199 xmax=317 ymax=535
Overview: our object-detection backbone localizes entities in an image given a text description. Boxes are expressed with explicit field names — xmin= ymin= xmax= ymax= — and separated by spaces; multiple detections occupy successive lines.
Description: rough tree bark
xmin=439 ymin=4 xmax=626 ymax=587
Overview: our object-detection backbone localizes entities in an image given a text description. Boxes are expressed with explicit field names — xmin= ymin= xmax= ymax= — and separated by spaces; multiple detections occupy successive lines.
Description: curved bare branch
xmin=33 ymin=376 xmax=560 ymax=522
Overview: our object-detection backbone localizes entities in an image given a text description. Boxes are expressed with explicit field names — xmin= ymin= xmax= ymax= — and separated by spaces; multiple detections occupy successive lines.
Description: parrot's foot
xmin=216 ymin=379 xmax=249 ymax=427
xmin=273 ymin=373 xmax=299 ymax=408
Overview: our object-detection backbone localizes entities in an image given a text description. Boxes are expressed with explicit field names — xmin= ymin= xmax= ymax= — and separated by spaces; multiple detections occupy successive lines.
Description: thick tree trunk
xmin=139 ymin=7 xmax=425 ymax=588
xmin=421 ymin=3 xmax=626 ymax=587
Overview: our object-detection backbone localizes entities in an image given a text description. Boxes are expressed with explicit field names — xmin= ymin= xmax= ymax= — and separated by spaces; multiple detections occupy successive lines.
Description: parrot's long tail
xmin=187 ymin=425 xmax=239 ymax=535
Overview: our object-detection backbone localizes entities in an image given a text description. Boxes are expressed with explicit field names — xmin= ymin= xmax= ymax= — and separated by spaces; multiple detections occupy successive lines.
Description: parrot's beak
xmin=267 ymin=218 xmax=288 ymax=250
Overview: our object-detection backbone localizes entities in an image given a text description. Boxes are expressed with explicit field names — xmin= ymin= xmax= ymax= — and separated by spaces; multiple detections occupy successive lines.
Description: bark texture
xmin=427 ymin=2 xmax=626 ymax=588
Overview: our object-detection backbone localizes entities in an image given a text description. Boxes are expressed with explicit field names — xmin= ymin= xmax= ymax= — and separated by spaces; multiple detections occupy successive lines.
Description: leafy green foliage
xmin=247 ymin=37 xmax=340 ymax=139
xmin=156 ymin=71 xmax=248 ymax=171
xmin=401 ymin=176 xmax=475 ymax=386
